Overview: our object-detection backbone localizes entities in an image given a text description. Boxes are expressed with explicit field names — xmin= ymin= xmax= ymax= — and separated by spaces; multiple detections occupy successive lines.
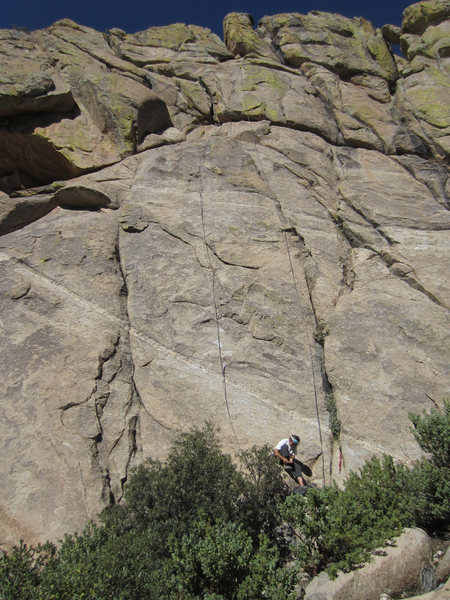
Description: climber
xmin=273 ymin=434 xmax=306 ymax=487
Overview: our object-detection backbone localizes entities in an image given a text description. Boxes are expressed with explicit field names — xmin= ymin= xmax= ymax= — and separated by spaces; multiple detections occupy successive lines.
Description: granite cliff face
xmin=0 ymin=0 xmax=449 ymax=549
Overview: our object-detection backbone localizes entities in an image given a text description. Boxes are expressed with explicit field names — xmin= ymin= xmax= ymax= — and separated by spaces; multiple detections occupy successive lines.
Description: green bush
xmin=35 ymin=524 xmax=160 ymax=600
xmin=280 ymin=485 xmax=341 ymax=576
xmin=409 ymin=400 xmax=449 ymax=468
xmin=325 ymin=393 xmax=341 ymax=438
xmin=1 ymin=405 xmax=448 ymax=597
xmin=280 ymin=402 xmax=450 ymax=578
xmin=160 ymin=520 xmax=297 ymax=600
xmin=102 ymin=427 xmax=290 ymax=550
xmin=237 ymin=444 xmax=290 ymax=544
xmin=107 ymin=423 xmax=243 ymax=530
xmin=161 ymin=518 xmax=254 ymax=598
xmin=280 ymin=454 xmax=413 ymax=577
xmin=235 ymin=535 xmax=298 ymax=600
xmin=0 ymin=424 xmax=294 ymax=600
xmin=0 ymin=541 xmax=52 ymax=600
xmin=405 ymin=400 xmax=450 ymax=534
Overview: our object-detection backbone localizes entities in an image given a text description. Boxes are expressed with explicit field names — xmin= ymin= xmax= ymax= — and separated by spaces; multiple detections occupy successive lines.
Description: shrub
xmin=0 ymin=541 xmax=50 ymax=600
xmin=1 ymin=406 xmax=448 ymax=596
xmin=35 ymin=524 xmax=161 ymax=600
xmin=160 ymin=519 xmax=297 ymax=600
xmin=280 ymin=401 xmax=450 ymax=577
xmin=280 ymin=485 xmax=341 ymax=576
xmin=102 ymin=423 xmax=245 ymax=549
xmin=236 ymin=534 xmax=298 ymax=600
xmin=409 ymin=400 xmax=450 ymax=469
xmin=325 ymin=393 xmax=341 ymax=438
xmin=237 ymin=444 xmax=290 ymax=544
xmin=161 ymin=518 xmax=254 ymax=598
xmin=405 ymin=400 xmax=450 ymax=534
xmin=280 ymin=455 xmax=414 ymax=577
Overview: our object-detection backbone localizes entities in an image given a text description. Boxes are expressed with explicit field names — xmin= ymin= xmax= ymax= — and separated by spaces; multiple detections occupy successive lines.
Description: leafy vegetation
xmin=405 ymin=400 xmax=450 ymax=534
xmin=280 ymin=455 xmax=413 ymax=577
xmin=1 ymin=403 xmax=449 ymax=598
xmin=325 ymin=392 xmax=341 ymax=438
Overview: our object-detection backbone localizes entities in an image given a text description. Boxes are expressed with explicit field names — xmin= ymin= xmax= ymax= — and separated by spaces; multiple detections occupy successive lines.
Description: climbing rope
xmin=237 ymin=56 xmax=326 ymax=484
xmin=197 ymin=144 xmax=241 ymax=448
xmin=282 ymin=227 xmax=326 ymax=485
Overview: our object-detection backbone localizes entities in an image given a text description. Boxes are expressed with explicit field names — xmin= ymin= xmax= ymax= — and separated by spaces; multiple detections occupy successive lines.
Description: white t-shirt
xmin=275 ymin=438 xmax=296 ymax=456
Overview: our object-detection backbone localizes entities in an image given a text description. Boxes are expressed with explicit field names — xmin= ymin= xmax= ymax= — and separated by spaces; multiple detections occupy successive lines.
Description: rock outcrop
xmin=304 ymin=528 xmax=435 ymax=600
xmin=0 ymin=1 xmax=449 ymax=550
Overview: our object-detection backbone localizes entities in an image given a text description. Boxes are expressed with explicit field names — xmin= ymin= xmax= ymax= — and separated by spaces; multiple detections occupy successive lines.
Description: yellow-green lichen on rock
xmin=223 ymin=12 xmax=279 ymax=60
xmin=0 ymin=1 xmax=448 ymax=195
xmin=177 ymin=78 xmax=212 ymax=117
xmin=401 ymin=21 xmax=450 ymax=59
xmin=242 ymin=93 xmax=282 ymax=123
xmin=367 ymin=32 xmax=399 ymax=82
xmin=34 ymin=112 xmax=121 ymax=169
xmin=402 ymin=0 xmax=450 ymax=34
xmin=131 ymin=21 xmax=231 ymax=59
xmin=421 ymin=22 xmax=450 ymax=57
xmin=180 ymin=24 xmax=232 ymax=59
xmin=241 ymin=65 xmax=288 ymax=93
xmin=259 ymin=10 xmax=399 ymax=82
xmin=107 ymin=23 xmax=232 ymax=69
xmin=397 ymin=1 xmax=450 ymax=158
xmin=403 ymin=74 xmax=450 ymax=128
xmin=210 ymin=58 xmax=336 ymax=140
xmin=133 ymin=23 xmax=195 ymax=50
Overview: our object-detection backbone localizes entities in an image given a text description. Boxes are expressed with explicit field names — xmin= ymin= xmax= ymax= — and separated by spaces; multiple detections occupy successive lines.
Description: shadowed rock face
xmin=0 ymin=1 xmax=449 ymax=549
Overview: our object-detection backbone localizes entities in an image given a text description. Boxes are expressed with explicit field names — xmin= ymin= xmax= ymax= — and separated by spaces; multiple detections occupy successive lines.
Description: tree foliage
xmin=279 ymin=401 xmax=449 ymax=577
xmin=280 ymin=455 xmax=413 ymax=577
xmin=0 ymin=404 xmax=448 ymax=598
xmin=0 ymin=424 xmax=293 ymax=599
xmin=405 ymin=400 xmax=450 ymax=533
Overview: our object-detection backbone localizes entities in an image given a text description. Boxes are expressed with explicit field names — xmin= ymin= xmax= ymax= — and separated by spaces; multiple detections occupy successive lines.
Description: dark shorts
xmin=278 ymin=443 xmax=303 ymax=480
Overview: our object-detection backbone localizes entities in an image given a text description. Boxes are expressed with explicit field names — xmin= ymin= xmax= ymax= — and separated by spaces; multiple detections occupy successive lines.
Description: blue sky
xmin=3 ymin=1 xmax=413 ymax=37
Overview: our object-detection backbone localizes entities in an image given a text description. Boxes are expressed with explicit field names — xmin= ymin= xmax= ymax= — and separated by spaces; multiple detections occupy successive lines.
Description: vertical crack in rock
xmin=245 ymin=137 xmax=354 ymax=483
xmin=101 ymin=226 xmax=143 ymax=499
xmin=333 ymin=151 xmax=449 ymax=309
xmin=250 ymin=148 xmax=331 ymax=483
xmin=57 ymin=220 xmax=147 ymax=509
xmin=392 ymin=155 xmax=450 ymax=211
xmin=116 ymin=216 xmax=183 ymax=470
xmin=0 ymin=201 xmax=146 ymax=512
xmin=194 ymin=77 xmax=216 ymax=126
xmin=91 ymin=334 xmax=121 ymax=505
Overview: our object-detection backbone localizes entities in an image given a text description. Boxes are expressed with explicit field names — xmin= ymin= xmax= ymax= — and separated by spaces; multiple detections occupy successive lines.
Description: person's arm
xmin=273 ymin=448 xmax=292 ymax=464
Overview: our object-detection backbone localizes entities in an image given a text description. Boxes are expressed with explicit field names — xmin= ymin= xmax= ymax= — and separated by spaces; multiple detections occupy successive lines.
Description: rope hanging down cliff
xmin=237 ymin=56 xmax=326 ymax=484
xmin=197 ymin=144 xmax=240 ymax=448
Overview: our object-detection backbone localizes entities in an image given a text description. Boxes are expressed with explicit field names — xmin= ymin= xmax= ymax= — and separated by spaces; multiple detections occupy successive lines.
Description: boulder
xmin=435 ymin=545 xmax=450 ymax=585
xmin=223 ymin=13 xmax=279 ymax=60
xmin=304 ymin=528 xmax=434 ymax=600
xmin=0 ymin=21 xmax=172 ymax=192
xmin=0 ymin=192 xmax=56 ymax=235
xmin=258 ymin=11 xmax=398 ymax=81
xmin=398 ymin=1 xmax=450 ymax=158
xmin=403 ymin=577 xmax=450 ymax=599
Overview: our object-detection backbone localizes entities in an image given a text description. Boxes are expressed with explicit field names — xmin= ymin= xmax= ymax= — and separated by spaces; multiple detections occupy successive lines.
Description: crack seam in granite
xmin=0 ymin=250 xmax=324 ymax=430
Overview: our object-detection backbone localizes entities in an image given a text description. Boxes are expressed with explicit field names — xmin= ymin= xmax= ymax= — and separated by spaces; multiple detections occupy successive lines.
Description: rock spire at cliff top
xmin=0 ymin=0 xmax=449 ymax=549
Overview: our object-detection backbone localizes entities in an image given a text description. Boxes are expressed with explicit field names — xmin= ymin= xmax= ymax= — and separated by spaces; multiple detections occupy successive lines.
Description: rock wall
xmin=0 ymin=1 xmax=449 ymax=549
